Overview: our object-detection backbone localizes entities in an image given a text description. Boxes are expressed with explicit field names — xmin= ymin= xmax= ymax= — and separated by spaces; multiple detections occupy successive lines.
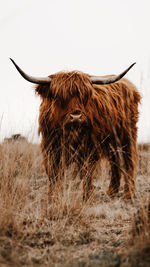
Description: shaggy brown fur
xmin=36 ymin=71 xmax=141 ymax=200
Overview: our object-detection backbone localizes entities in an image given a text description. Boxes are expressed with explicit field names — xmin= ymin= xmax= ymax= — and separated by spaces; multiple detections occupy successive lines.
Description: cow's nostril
xmin=72 ymin=110 xmax=81 ymax=115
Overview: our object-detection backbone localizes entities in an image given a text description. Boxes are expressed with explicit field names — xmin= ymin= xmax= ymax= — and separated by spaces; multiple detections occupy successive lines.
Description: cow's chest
xmin=62 ymin=127 xmax=94 ymax=166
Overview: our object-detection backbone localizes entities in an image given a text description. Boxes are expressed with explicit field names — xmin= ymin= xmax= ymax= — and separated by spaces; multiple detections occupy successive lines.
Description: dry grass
xmin=0 ymin=140 xmax=150 ymax=266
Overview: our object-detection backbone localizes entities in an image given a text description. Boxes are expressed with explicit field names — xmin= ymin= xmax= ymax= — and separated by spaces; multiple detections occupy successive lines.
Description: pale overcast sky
xmin=0 ymin=0 xmax=150 ymax=143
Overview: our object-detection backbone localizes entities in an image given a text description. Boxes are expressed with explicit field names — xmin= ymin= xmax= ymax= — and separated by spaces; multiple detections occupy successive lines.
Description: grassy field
xmin=0 ymin=141 xmax=149 ymax=266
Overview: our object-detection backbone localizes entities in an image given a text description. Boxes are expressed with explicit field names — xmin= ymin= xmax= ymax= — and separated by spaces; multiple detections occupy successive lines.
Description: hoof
xmin=106 ymin=188 xmax=119 ymax=198
xmin=122 ymin=191 xmax=135 ymax=200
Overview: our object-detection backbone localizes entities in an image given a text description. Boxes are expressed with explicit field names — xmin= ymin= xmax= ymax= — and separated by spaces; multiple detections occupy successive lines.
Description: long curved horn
xmin=90 ymin=63 xmax=136 ymax=85
xmin=10 ymin=58 xmax=52 ymax=84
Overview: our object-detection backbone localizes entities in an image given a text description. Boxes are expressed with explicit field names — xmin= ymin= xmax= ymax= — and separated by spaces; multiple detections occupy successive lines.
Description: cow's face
xmin=57 ymin=96 xmax=90 ymax=130
xmin=37 ymin=71 xmax=93 ymax=131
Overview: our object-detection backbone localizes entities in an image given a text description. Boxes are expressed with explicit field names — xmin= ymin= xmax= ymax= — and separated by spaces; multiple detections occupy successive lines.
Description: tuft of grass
xmin=125 ymin=198 xmax=150 ymax=267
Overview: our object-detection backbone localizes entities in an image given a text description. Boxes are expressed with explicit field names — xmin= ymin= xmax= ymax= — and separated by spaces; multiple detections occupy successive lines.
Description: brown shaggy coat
xmin=36 ymin=71 xmax=141 ymax=200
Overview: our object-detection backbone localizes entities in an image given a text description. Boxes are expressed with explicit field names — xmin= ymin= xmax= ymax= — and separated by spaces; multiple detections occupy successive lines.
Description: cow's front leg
xmin=80 ymin=163 xmax=95 ymax=202
xmin=48 ymin=172 xmax=59 ymax=201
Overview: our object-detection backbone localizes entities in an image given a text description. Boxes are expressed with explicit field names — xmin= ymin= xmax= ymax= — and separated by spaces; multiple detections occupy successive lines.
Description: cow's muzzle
xmin=64 ymin=111 xmax=88 ymax=129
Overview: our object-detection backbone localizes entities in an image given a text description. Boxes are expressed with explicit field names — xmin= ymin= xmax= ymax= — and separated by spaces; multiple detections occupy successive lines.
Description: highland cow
xmin=10 ymin=59 xmax=141 ymax=200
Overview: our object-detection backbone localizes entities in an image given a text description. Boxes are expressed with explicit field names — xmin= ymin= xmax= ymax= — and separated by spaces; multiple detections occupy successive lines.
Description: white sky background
xmin=0 ymin=0 xmax=150 ymax=143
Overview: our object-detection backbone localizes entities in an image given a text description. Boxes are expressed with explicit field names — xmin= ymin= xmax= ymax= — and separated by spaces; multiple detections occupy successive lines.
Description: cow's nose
xmin=70 ymin=114 xmax=82 ymax=120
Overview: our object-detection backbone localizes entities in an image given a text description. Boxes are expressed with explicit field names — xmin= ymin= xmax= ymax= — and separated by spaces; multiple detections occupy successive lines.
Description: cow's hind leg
xmin=107 ymin=151 xmax=122 ymax=197
xmin=122 ymin=142 xmax=138 ymax=199
xmin=45 ymin=151 xmax=61 ymax=202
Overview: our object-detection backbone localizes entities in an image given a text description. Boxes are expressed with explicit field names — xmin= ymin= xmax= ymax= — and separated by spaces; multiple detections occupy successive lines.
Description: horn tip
xmin=128 ymin=62 xmax=136 ymax=71
xmin=132 ymin=62 xmax=136 ymax=67
xmin=10 ymin=58 xmax=15 ymax=65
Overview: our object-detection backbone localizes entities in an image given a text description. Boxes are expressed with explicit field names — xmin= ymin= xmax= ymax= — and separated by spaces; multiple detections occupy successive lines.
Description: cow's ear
xmin=35 ymin=84 xmax=52 ymax=98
